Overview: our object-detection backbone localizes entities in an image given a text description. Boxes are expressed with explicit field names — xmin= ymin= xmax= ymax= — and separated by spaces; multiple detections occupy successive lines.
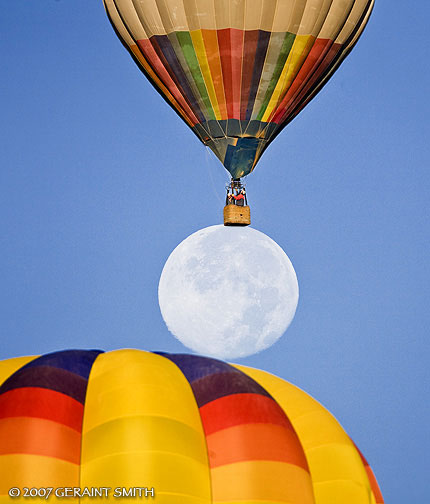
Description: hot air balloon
xmin=0 ymin=349 xmax=383 ymax=503
xmin=102 ymin=0 xmax=373 ymax=225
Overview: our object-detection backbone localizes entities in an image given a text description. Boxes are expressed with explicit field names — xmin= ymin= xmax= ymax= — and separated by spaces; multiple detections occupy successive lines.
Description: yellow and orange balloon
xmin=0 ymin=349 xmax=383 ymax=503
xmin=103 ymin=0 xmax=374 ymax=178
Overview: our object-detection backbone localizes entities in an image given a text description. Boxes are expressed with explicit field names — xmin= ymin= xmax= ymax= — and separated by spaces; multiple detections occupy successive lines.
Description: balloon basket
xmin=223 ymin=205 xmax=251 ymax=226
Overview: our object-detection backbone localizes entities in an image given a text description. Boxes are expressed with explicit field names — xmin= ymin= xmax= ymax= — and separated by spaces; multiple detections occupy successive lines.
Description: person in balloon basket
xmin=225 ymin=186 xmax=247 ymax=206
xmin=226 ymin=191 xmax=235 ymax=205
xmin=234 ymin=188 xmax=247 ymax=207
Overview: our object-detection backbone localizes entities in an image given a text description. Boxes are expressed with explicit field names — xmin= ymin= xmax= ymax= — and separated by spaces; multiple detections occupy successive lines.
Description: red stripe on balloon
xmin=218 ymin=28 xmax=244 ymax=120
xmin=0 ymin=387 xmax=84 ymax=432
xmin=273 ymin=40 xmax=343 ymax=124
xmin=240 ymin=30 xmax=260 ymax=120
xmin=230 ymin=29 xmax=244 ymax=120
xmin=271 ymin=38 xmax=333 ymax=123
xmin=199 ymin=393 xmax=294 ymax=436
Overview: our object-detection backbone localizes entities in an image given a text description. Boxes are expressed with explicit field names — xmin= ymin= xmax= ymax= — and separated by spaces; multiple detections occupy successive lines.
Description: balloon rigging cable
xmin=205 ymin=146 xmax=228 ymax=206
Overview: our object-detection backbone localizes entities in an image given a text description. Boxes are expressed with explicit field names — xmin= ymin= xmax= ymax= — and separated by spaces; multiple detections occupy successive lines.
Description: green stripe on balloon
xmin=256 ymin=32 xmax=296 ymax=121
xmin=167 ymin=32 xmax=211 ymax=122
xmin=175 ymin=31 xmax=216 ymax=121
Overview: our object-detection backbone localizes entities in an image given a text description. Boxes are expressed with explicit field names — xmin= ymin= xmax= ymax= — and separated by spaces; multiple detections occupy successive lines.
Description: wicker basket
xmin=223 ymin=205 xmax=251 ymax=226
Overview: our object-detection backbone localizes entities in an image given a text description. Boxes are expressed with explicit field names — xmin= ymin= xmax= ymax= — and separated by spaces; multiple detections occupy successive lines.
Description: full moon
xmin=158 ymin=225 xmax=298 ymax=359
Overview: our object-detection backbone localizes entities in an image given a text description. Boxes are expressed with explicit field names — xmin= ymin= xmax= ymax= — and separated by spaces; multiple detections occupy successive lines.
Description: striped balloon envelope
xmin=0 ymin=350 xmax=383 ymax=503
xmin=103 ymin=0 xmax=374 ymax=179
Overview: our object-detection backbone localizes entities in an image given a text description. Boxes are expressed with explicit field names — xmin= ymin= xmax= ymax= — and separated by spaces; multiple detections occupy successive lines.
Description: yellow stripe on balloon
xmin=80 ymin=350 xmax=211 ymax=503
xmin=82 ymin=415 xmax=207 ymax=466
xmin=311 ymin=448 xmax=373 ymax=504
xmin=81 ymin=350 xmax=202 ymax=432
xmin=190 ymin=30 xmax=222 ymax=120
xmin=262 ymin=34 xmax=314 ymax=122
xmin=314 ymin=480 xmax=373 ymax=504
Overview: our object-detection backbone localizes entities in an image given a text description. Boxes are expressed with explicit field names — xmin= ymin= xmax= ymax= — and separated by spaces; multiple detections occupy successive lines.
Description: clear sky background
xmin=1 ymin=2 xmax=429 ymax=502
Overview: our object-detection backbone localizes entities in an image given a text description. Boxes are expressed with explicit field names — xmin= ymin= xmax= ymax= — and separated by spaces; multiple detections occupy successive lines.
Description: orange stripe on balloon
xmin=199 ymin=393 xmax=294 ymax=436
xmin=206 ymin=423 xmax=309 ymax=471
xmin=0 ymin=387 xmax=84 ymax=432
xmin=201 ymin=30 xmax=228 ymax=119
xmin=0 ymin=417 xmax=81 ymax=464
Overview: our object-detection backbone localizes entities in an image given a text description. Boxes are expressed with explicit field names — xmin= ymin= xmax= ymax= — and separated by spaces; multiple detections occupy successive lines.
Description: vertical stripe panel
xmin=235 ymin=364 xmax=376 ymax=504
xmin=353 ymin=442 xmax=385 ymax=504
xmin=130 ymin=45 xmax=197 ymax=127
xmin=0 ymin=350 xmax=100 ymax=496
xmin=80 ymin=350 xmax=212 ymax=503
xmin=255 ymin=32 xmax=296 ymax=120
xmin=175 ymin=31 xmax=215 ymax=118
xmin=217 ymin=28 xmax=234 ymax=118
xmin=136 ymin=38 xmax=203 ymax=123
xmin=245 ymin=30 xmax=271 ymax=120
xmin=162 ymin=354 xmax=314 ymax=504
xmin=272 ymin=41 xmax=343 ymax=124
xmin=218 ymin=28 xmax=244 ymax=120
xmin=104 ymin=0 xmax=198 ymax=126
xmin=153 ymin=35 xmax=208 ymax=121
xmin=240 ymin=30 xmax=260 ymax=120
xmin=190 ymin=30 xmax=221 ymax=120
xmin=201 ymin=29 xmax=228 ymax=119
xmin=262 ymin=34 xmax=315 ymax=122
xmin=167 ymin=32 xmax=209 ymax=117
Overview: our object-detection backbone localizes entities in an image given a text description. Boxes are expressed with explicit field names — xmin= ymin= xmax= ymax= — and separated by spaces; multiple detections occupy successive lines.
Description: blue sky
xmin=1 ymin=1 xmax=429 ymax=502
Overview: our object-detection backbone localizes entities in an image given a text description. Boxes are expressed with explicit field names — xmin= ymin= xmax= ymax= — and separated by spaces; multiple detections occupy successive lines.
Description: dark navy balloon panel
xmin=159 ymin=352 xmax=272 ymax=406
xmin=0 ymin=350 xmax=102 ymax=404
